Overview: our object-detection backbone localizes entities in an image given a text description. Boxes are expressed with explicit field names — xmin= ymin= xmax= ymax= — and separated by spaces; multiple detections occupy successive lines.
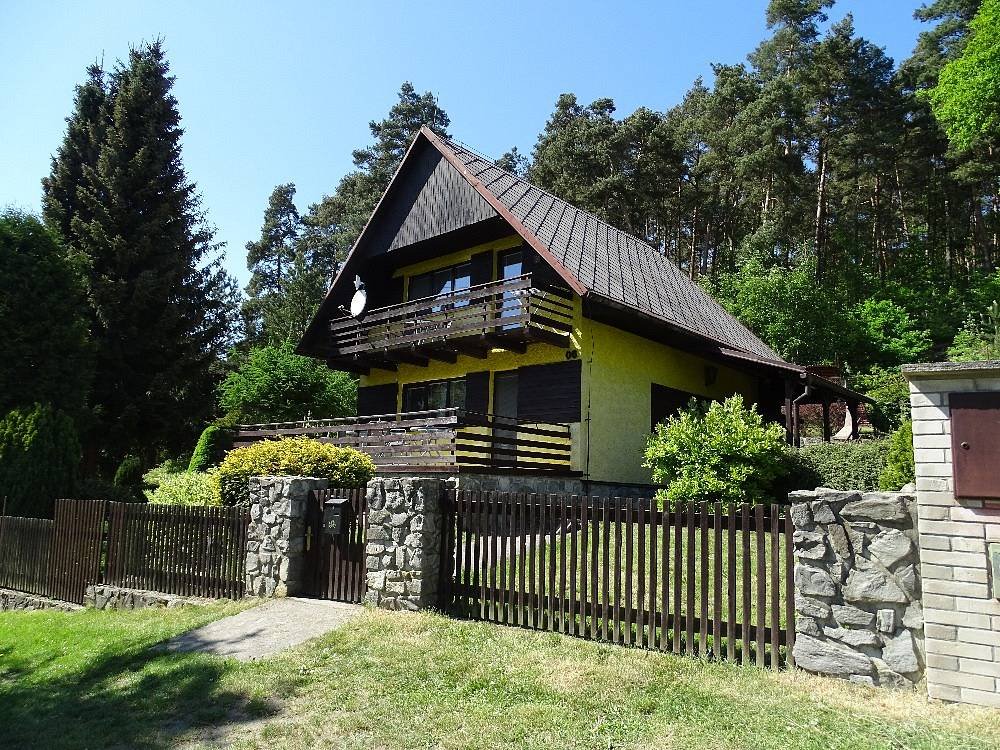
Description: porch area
xmin=232 ymin=408 xmax=576 ymax=475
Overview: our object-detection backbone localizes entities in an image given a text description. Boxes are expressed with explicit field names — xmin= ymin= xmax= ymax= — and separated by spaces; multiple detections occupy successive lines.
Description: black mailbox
xmin=323 ymin=499 xmax=349 ymax=536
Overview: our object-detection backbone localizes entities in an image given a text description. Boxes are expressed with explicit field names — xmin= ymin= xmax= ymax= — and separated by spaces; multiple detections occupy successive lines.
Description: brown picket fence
xmin=0 ymin=515 xmax=54 ymax=596
xmin=0 ymin=499 xmax=249 ymax=604
xmin=440 ymin=491 xmax=795 ymax=668
xmin=104 ymin=503 xmax=250 ymax=599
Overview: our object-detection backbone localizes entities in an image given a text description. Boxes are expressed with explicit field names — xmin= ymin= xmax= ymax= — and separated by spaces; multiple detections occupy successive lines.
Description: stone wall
xmin=85 ymin=584 xmax=210 ymax=610
xmin=0 ymin=587 xmax=81 ymax=611
xmin=791 ymin=488 xmax=924 ymax=689
xmin=365 ymin=477 xmax=444 ymax=611
xmin=903 ymin=362 xmax=1000 ymax=707
xmin=245 ymin=476 xmax=326 ymax=598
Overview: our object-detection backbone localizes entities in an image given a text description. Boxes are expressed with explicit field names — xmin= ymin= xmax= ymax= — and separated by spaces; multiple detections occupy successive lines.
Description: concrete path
xmin=161 ymin=598 xmax=362 ymax=662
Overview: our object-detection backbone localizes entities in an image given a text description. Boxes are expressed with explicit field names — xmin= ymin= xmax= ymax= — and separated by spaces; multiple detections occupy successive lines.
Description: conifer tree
xmin=42 ymin=41 xmax=237 ymax=470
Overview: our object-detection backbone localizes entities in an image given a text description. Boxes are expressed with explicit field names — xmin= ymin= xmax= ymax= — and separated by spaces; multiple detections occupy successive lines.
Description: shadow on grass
xmin=0 ymin=638 xmax=279 ymax=750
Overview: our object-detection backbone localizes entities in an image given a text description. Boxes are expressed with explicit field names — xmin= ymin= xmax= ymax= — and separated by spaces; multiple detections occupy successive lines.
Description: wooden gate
xmin=304 ymin=488 xmax=368 ymax=602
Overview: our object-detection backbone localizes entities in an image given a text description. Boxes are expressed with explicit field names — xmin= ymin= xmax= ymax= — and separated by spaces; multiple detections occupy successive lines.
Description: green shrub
xmin=112 ymin=454 xmax=145 ymax=502
xmin=796 ymin=440 xmax=890 ymax=492
xmin=0 ymin=404 xmax=80 ymax=518
xmin=880 ymin=420 xmax=915 ymax=491
xmin=147 ymin=470 xmax=219 ymax=506
xmin=216 ymin=437 xmax=376 ymax=507
xmin=142 ymin=459 xmax=187 ymax=498
xmin=643 ymin=395 xmax=787 ymax=506
xmin=188 ymin=425 xmax=233 ymax=472
xmin=219 ymin=344 xmax=357 ymax=424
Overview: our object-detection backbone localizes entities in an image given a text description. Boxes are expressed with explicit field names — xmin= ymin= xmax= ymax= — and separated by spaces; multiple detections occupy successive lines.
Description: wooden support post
xmin=822 ymin=399 xmax=831 ymax=443
xmin=793 ymin=400 xmax=802 ymax=448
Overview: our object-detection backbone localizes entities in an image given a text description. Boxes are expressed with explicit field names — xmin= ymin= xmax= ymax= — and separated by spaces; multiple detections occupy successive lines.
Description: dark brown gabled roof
xmin=300 ymin=126 xmax=781 ymax=363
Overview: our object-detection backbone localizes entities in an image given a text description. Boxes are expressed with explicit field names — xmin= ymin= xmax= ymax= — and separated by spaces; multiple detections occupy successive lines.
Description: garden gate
xmin=304 ymin=488 xmax=368 ymax=602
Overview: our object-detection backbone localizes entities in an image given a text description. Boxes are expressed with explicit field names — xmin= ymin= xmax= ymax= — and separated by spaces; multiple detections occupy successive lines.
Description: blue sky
xmin=1 ymin=1 xmax=926 ymax=287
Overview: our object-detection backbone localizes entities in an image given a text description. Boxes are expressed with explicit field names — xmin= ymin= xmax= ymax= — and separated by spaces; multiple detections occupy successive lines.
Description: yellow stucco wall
xmin=358 ymin=238 xmax=761 ymax=485
xmin=580 ymin=317 xmax=758 ymax=485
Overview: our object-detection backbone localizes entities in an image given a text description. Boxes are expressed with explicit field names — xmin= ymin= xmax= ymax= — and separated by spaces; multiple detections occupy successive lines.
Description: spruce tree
xmin=43 ymin=41 xmax=237 ymax=470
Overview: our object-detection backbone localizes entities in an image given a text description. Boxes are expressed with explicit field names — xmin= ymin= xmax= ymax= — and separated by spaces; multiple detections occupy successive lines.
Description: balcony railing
xmin=233 ymin=409 xmax=575 ymax=474
xmin=327 ymin=274 xmax=574 ymax=372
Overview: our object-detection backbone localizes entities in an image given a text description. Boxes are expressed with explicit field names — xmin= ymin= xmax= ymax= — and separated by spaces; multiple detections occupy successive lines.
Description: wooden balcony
xmin=327 ymin=275 xmax=574 ymax=372
xmin=233 ymin=409 xmax=576 ymax=474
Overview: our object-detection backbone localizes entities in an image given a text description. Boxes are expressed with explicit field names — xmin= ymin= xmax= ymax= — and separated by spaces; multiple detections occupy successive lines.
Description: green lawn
xmin=1 ymin=605 xmax=997 ymax=750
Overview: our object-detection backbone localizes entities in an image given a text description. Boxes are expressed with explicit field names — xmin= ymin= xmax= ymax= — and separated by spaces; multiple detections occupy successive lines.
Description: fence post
xmin=245 ymin=476 xmax=327 ymax=597
xmin=364 ymin=477 xmax=445 ymax=610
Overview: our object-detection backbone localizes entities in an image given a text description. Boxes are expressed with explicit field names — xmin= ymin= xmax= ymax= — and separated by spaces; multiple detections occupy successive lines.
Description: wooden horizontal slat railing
xmin=233 ymin=409 xmax=574 ymax=474
xmin=439 ymin=491 xmax=795 ymax=668
xmin=327 ymin=274 xmax=574 ymax=368
xmin=0 ymin=515 xmax=54 ymax=597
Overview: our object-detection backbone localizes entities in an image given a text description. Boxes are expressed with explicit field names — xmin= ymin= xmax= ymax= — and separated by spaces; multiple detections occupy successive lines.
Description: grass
xmin=2 ymin=604 xmax=998 ymax=750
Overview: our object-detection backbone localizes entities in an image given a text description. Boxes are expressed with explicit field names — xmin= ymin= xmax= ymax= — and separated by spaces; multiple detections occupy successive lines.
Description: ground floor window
xmin=650 ymin=383 xmax=709 ymax=430
xmin=402 ymin=377 xmax=467 ymax=412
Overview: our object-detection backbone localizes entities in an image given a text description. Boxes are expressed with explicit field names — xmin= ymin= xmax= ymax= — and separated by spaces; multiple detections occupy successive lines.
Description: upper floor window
xmin=407 ymin=262 xmax=472 ymax=305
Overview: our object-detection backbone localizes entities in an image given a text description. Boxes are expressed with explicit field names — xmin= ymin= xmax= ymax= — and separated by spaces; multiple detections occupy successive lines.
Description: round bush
xmin=643 ymin=395 xmax=786 ymax=506
xmin=216 ymin=437 xmax=376 ymax=506
xmin=0 ymin=403 xmax=80 ymax=518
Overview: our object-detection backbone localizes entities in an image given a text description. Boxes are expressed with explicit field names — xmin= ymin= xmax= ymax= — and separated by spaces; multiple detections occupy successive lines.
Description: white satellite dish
xmin=349 ymin=275 xmax=367 ymax=318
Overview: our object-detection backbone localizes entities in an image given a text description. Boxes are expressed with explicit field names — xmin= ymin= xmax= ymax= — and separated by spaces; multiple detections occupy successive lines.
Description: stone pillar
xmin=245 ymin=476 xmax=327 ymax=598
xmin=790 ymin=487 xmax=924 ymax=689
xmin=903 ymin=362 xmax=1000 ymax=707
xmin=364 ymin=477 xmax=444 ymax=611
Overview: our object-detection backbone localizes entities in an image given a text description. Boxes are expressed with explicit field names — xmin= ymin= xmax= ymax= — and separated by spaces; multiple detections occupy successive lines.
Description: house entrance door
xmin=492 ymin=371 xmax=518 ymax=467
xmin=303 ymin=488 xmax=368 ymax=602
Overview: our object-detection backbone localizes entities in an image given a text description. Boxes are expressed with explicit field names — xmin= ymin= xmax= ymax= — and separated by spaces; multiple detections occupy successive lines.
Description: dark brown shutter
xmin=469 ymin=250 xmax=493 ymax=287
xmin=357 ymin=383 xmax=397 ymax=417
xmin=516 ymin=360 xmax=581 ymax=423
xmin=464 ymin=371 xmax=490 ymax=414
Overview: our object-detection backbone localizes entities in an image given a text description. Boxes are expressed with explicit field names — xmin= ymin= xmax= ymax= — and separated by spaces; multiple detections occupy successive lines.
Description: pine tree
xmin=42 ymin=41 xmax=238 ymax=470
xmin=243 ymin=183 xmax=301 ymax=342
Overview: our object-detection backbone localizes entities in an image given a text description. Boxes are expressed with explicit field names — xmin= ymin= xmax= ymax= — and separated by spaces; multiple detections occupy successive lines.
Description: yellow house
xmin=287 ymin=127 xmax=863 ymax=494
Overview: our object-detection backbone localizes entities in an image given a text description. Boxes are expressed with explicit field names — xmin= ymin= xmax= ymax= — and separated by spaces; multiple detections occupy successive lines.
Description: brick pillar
xmin=364 ymin=477 xmax=444 ymax=611
xmin=903 ymin=362 xmax=1000 ymax=707
xmin=245 ymin=476 xmax=328 ymax=598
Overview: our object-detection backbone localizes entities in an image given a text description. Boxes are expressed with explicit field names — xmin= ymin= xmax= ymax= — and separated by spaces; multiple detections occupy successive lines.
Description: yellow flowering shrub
xmin=216 ymin=437 xmax=376 ymax=506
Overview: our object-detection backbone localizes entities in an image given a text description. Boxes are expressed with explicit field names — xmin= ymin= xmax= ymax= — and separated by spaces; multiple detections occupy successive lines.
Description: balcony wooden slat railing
xmin=232 ymin=409 xmax=574 ymax=474
xmin=326 ymin=275 xmax=574 ymax=370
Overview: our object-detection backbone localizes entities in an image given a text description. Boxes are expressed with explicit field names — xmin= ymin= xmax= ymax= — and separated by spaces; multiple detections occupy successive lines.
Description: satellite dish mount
xmin=349 ymin=275 xmax=368 ymax=318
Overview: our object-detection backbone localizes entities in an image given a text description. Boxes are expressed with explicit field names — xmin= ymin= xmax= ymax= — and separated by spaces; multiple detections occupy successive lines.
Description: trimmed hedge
xmin=147 ymin=470 xmax=219 ymax=506
xmin=188 ymin=424 xmax=232 ymax=472
xmin=794 ymin=439 xmax=890 ymax=492
xmin=216 ymin=437 xmax=376 ymax=507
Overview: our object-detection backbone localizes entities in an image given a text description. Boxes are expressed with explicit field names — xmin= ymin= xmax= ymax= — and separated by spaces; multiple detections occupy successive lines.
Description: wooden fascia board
xmin=297 ymin=129 xmax=434 ymax=356
xmin=421 ymin=126 xmax=589 ymax=298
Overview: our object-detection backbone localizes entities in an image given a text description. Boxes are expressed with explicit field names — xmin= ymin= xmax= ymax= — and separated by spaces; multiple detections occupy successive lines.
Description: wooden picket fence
xmin=440 ymin=491 xmax=795 ymax=668
xmin=0 ymin=515 xmax=54 ymax=596
xmin=0 ymin=499 xmax=249 ymax=604
xmin=105 ymin=503 xmax=250 ymax=599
